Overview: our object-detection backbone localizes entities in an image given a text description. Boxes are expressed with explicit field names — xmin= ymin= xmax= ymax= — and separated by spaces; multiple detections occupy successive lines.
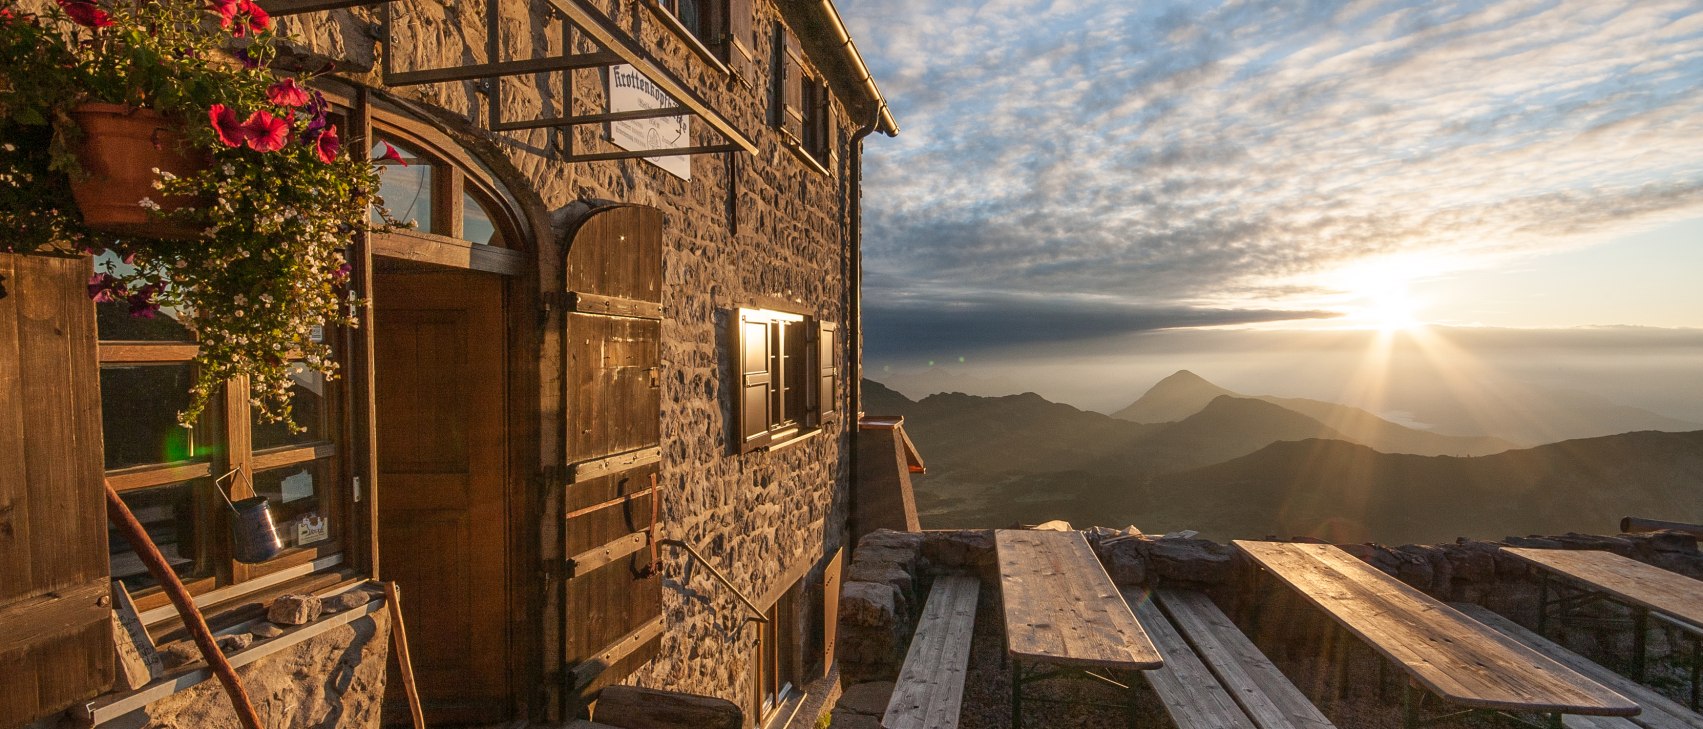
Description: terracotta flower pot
xmin=68 ymin=103 xmax=208 ymax=238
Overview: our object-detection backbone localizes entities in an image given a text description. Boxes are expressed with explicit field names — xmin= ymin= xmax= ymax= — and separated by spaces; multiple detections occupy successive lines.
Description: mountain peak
xmin=1112 ymin=370 xmax=1239 ymax=423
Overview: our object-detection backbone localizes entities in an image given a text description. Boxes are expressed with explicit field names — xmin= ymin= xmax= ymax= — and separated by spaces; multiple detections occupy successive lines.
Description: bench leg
xmin=1536 ymin=572 xmax=1550 ymax=636
xmin=1402 ymin=681 xmax=1419 ymax=729
xmin=1632 ymin=606 xmax=1649 ymax=681
xmin=1691 ymin=632 xmax=1699 ymax=711
xmin=1011 ymin=659 xmax=1023 ymax=729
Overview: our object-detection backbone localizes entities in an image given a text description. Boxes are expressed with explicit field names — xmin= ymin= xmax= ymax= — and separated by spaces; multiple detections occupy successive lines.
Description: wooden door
xmin=560 ymin=205 xmax=664 ymax=714
xmin=0 ymin=254 xmax=114 ymax=725
xmin=374 ymin=270 xmax=510 ymax=723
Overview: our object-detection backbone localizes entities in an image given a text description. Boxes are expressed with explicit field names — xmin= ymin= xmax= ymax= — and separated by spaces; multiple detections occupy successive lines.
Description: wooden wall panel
xmin=0 ymin=253 xmax=114 ymax=727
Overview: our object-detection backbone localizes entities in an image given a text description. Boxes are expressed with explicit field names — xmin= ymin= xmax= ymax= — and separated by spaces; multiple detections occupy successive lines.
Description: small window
xmin=771 ymin=23 xmax=833 ymax=169
xmin=732 ymin=309 xmax=838 ymax=452
xmin=652 ymin=0 xmax=755 ymax=81
xmin=372 ymin=133 xmax=515 ymax=247
xmin=753 ymin=588 xmax=799 ymax=724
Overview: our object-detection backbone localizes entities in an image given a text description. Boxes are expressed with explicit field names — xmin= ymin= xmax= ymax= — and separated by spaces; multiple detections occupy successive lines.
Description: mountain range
xmin=865 ymin=371 xmax=1703 ymax=543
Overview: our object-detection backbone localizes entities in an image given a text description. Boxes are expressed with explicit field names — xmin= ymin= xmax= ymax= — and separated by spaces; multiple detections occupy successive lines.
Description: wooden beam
xmin=564 ymin=292 xmax=663 ymax=320
xmin=563 ymin=144 xmax=745 ymax=164
xmin=567 ymin=447 xmax=661 ymax=484
xmin=567 ymin=532 xmax=649 ymax=577
xmin=567 ymin=615 xmax=665 ymax=692
xmin=385 ymin=52 xmax=620 ymax=86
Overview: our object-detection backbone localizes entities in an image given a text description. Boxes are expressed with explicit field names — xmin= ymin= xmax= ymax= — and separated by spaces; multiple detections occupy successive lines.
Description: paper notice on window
xmin=280 ymin=469 xmax=315 ymax=503
xmin=607 ymin=64 xmax=691 ymax=180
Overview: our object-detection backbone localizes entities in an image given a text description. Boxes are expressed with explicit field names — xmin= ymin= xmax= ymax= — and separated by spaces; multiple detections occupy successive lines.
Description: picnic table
xmin=1503 ymin=546 xmax=1703 ymax=708
xmin=996 ymin=529 xmax=1163 ymax=729
xmin=1235 ymin=540 xmax=1639 ymax=728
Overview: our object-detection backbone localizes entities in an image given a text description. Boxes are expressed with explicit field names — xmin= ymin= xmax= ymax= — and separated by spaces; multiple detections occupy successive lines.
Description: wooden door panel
xmin=560 ymin=205 xmax=665 ymax=711
xmin=563 ymin=555 xmax=661 ymax=666
xmin=374 ymin=271 xmax=510 ymax=722
xmin=565 ymin=314 xmax=660 ymax=460
xmin=564 ymin=465 xmax=656 ymax=555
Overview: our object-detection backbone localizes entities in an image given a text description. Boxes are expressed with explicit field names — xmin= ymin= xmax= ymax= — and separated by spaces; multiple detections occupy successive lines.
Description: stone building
xmin=1 ymin=0 xmax=896 ymax=727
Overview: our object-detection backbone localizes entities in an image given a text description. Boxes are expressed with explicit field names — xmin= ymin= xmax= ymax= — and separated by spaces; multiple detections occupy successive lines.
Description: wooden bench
xmin=1236 ymin=540 xmax=1641 ymax=728
xmin=1453 ymin=602 xmax=1703 ymax=729
xmin=1126 ymin=589 xmax=1259 ymax=729
xmin=1153 ymin=588 xmax=1337 ymax=729
xmin=882 ymin=574 xmax=979 ymax=729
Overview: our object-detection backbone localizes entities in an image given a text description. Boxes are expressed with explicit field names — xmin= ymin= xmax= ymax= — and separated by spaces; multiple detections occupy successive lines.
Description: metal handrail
xmin=657 ymin=538 xmax=768 ymax=623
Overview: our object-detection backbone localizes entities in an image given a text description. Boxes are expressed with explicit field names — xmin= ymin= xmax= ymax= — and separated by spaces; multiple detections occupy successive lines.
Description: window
xmin=771 ymin=22 xmax=833 ymax=169
xmin=733 ymin=308 xmax=837 ymax=453
xmin=371 ymin=136 xmax=510 ymax=247
xmin=97 ymin=251 xmax=347 ymax=609
xmin=650 ymin=0 xmax=756 ymax=83
xmin=753 ymin=589 xmax=799 ymax=725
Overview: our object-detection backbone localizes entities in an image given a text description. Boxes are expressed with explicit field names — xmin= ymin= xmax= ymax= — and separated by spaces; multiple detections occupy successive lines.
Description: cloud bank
xmin=841 ymin=0 xmax=1703 ymax=356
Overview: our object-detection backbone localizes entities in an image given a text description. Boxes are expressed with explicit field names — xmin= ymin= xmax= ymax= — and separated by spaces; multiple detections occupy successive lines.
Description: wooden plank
xmin=0 ymin=579 xmax=111 ymax=654
xmin=371 ymin=229 xmax=526 ymax=276
xmin=0 ymin=254 xmax=32 ymax=604
xmin=1128 ymin=590 xmax=1259 ymax=729
xmin=882 ymin=575 xmax=979 ymax=729
xmin=1155 ymin=589 xmax=1336 ymax=729
xmin=569 ymin=614 xmax=666 ymax=691
xmin=98 ymin=342 xmax=199 ymax=362
xmin=570 ymin=532 xmax=650 ymax=577
xmin=1235 ymin=541 xmax=1639 ymax=716
xmin=1502 ymin=547 xmax=1703 ymax=629
xmin=566 ymin=291 xmax=663 ymax=320
xmin=1620 ymin=517 xmax=1703 ymax=538
xmin=568 ymin=446 xmax=662 ymax=483
xmin=1453 ymin=602 xmax=1701 ymax=729
xmin=994 ymin=529 xmax=1162 ymax=669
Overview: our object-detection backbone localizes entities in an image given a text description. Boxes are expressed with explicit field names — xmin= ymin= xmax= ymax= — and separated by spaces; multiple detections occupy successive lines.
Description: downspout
xmin=846 ymin=107 xmax=879 ymax=549
xmin=814 ymin=0 xmax=899 ymax=137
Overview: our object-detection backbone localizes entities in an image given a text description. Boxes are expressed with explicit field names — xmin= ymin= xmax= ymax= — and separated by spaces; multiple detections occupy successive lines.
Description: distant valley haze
xmin=838 ymin=0 xmax=1703 ymax=543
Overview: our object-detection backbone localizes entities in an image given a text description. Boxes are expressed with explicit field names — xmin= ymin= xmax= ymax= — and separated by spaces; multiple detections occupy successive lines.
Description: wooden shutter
xmin=771 ymin=23 xmax=804 ymax=142
xmin=735 ymin=309 xmax=774 ymax=452
xmin=721 ymin=0 xmax=757 ymax=85
xmin=0 ymin=253 xmax=114 ymax=726
xmin=560 ymin=206 xmax=664 ymax=714
xmin=821 ymin=548 xmax=842 ymax=677
xmin=816 ymin=321 xmax=837 ymax=422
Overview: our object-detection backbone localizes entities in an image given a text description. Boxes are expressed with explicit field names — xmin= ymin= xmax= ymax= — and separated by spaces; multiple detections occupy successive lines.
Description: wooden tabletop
xmin=1502 ymin=547 xmax=1703 ymax=628
xmin=995 ymin=529 xmax=1163 ymax=670
xmin=1235 ymin=540 xmax=1639 ymax=717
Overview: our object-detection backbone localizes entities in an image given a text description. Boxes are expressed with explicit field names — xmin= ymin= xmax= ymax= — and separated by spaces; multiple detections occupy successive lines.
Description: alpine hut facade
xmin=0 ymin=0 xmax=896 ymax=726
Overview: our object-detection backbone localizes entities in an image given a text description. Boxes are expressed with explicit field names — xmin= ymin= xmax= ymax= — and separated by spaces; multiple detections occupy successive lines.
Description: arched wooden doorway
xmin=365 ymin=120 xmax=533 ymax=724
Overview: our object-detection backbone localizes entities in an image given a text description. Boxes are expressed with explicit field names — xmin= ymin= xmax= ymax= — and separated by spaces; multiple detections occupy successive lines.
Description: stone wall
xmin=837 ymin=527 xmax=1703 ymax=695
xmin=103 ymin=608 xmax=390 ymax=729
xmin=279 ymin=0 xmax=865 ymax=717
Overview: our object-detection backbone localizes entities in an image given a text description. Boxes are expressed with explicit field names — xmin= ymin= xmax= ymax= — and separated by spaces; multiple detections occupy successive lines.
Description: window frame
xmin=645 ymin=0 xmax=734 ymax=75
xmin=98 ymin=330 xmax=351 ymax=613
xmin=732 ymin=307 xmax=838 ymax=454
xmin=770 ymin=21 xmax=834 ymax=174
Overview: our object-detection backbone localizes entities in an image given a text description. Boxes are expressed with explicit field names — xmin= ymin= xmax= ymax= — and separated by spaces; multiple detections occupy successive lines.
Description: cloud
xmin=840 ymin=0 xmax=1703 ymax=356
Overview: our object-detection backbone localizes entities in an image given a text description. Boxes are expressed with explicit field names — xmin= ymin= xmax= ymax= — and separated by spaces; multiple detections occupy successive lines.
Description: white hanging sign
xmin=607 ymin=64 xmax=691 ymax=180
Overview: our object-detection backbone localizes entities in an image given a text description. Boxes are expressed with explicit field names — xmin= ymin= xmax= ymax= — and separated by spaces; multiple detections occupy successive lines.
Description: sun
xmin=1330 ymin=257 xmax=1432 ymax=331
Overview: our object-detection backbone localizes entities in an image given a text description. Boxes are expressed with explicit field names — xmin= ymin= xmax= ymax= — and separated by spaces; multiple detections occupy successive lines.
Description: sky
xmin=838 ymin=0 xmax=1703 ymax=423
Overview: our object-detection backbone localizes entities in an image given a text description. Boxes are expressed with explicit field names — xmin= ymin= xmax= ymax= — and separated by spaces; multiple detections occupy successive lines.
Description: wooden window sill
xmin=760 ymin=428 xmax=820 ymax=453
xmin=84 ymin=579 xmax=385 ymax=726
xmin=781 ymin=139 xmax=831 ymax=177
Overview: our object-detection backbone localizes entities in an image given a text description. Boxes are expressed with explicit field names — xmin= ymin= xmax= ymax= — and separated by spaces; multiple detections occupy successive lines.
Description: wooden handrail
xmin=656 ymin=539 xmax=768 ymax=623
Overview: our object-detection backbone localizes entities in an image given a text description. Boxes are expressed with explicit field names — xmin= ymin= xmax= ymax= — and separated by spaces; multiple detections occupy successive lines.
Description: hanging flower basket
xmin=67 ymin=103 xmax=208 ymax=238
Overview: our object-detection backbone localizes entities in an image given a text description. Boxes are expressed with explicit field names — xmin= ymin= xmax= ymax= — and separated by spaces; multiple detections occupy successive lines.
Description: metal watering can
xmin=216 ymin=467 xmax=284 ymax=564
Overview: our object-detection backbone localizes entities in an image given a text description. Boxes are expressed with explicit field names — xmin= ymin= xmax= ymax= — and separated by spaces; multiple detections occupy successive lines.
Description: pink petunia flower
xmin=56 ymin=0 xmax=113 ymax=28
xmin=314 ymin=124 xmax=340 ymax=164
xmin=209 ymin=104 xmax=247 ymax=147
xmin=213 ymin=0 xmax=269 ymax=37
xmin=87 ymin=272 xmax=126 ymax=304
xmin=127 ymin=282 xmax=162 ymax=319
xmin=266 ymin=78 xmax=309 ymax=107
xmin=241 ymin=110 xmax=289 ymax=152
xmin=376 ymin=142 xmax=407 ymax=166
